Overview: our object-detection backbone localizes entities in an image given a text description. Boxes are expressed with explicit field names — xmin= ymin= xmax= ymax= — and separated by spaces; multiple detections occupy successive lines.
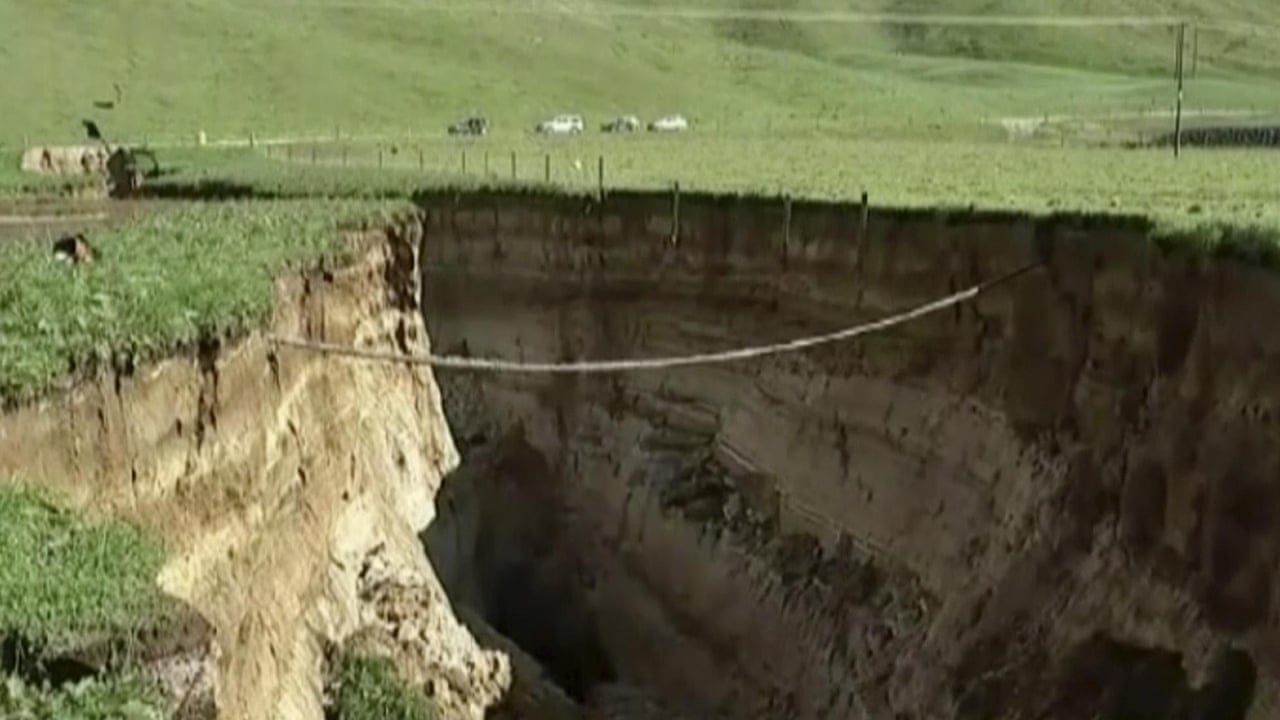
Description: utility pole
xmin=1174 ymin=22 xmax=1186 ymax=158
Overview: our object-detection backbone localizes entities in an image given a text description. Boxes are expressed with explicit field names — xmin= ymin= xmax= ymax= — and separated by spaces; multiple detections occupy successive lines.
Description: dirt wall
xmin=417 ymin=189 xmax=1280 ymax=719
xmin=0 ymin=219 xmax=510 ymax=720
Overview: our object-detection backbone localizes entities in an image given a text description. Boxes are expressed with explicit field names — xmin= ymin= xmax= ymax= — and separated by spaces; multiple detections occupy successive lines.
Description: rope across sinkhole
xmin=269 ymin=263 xmax=1043 ymax=373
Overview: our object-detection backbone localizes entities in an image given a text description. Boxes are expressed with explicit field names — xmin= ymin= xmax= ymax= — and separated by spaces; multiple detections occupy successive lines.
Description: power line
xmin=269 ymin=262 xmax=1042 ymax=373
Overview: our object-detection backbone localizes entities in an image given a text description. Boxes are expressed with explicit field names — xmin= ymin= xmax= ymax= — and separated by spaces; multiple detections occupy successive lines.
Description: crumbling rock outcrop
xmin=0 ymin=217 xmax=507 ymax=720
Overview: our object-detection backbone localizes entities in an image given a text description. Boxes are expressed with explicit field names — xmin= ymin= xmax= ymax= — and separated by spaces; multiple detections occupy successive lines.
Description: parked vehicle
xmin=536 ymin=114 xmax=585 ymax=135
xmin=648 ymin=114 xmax=689 ymax=132
xmin=601 ymin=115 xmax=641 ymax=133
xmin=448 ymin=115 xmax=489 ymax=136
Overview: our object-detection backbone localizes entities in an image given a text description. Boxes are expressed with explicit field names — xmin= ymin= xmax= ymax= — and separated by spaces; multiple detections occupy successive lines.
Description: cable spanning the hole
xmin=269 ymin=263 xmax=1042 ymax=373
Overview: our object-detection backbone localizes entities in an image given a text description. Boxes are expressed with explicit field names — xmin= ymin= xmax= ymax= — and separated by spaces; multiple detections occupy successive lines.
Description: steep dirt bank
xmin=0 ymin=218 xmax=510 ymax=719
xmin=418 ymin=191 xmax=1279 ymax=719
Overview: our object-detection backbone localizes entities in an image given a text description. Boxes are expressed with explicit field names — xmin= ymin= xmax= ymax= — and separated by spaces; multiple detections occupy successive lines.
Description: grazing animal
xmin=52 ymin=233 xmax=97 ymax=266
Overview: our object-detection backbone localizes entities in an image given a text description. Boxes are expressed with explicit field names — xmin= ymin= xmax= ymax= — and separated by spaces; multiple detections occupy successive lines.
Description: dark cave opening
xmin=422 ymin=430 xmax=618 ymax=705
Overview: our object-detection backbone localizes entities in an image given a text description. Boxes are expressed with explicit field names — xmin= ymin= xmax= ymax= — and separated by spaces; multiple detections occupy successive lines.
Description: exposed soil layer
xmin=416 ymin=190 xmax=1279 ymax=719
xmin=0 ymin=219 xmax=508 ymax=720
xmin=1 ymin=190 xmax=1277 ymax=719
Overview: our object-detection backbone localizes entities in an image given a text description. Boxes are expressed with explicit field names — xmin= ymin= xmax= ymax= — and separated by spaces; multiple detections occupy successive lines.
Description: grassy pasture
xmin=4 ymin=0 xmax=1280 ymax=149
xmin=141 ymin=136 xmax=1280 ymax=232
xmin=0 ymin=199 xmax=408 ymax=403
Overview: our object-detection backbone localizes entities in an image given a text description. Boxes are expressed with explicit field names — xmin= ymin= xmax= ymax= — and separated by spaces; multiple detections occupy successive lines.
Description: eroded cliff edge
xmin=0 ymin=218 xmax=510 ymax=720
xmin=419 ymin=191 xmax=1280 ymax=720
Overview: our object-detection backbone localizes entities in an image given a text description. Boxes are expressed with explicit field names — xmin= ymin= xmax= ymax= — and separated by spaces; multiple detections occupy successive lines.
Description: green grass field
xmin=0 ymin=484 xmax=168 ymax=718
xmin=0 ymin=484 xmax=166 ymax=649
xmin=0 ymin=200 xmax=407 ymax=403
xmin=4 ymin=0 xmax=1279 ymax=230
xmin=4 ymin=0 xmax=1280 ymax=148
xmin=220 ymin=135 xmax=1280 ymax=225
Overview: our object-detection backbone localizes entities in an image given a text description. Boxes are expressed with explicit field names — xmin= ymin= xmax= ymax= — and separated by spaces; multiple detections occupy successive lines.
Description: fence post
xmin=670 ymin=181 xmax=681 ymax=246
xmin=860 ymin=191 xmax=869 ymax=239
xmin=783 ymin=195 xmax=793 ymax=254
xmin=544 ymin=153 xmax=551 ymax=183
xmin=510 ymin=151 xmax=517 ymax=180
xmin=418 ymin=148 xmax=424 ymax=170
xmin=249 ymin=132 xmax=256 ymax=149
xmin=462 ymin=150 xmax=467 ymax=175
xmin=597 ymin=155 xmax=605 ymax=202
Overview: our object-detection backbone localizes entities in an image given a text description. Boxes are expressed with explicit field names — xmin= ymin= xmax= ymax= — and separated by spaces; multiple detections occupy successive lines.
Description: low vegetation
xmin=0 ymin=199 xmax=408 ymax=403
xmin=330 ymin=653 xmax=439 ymax=720
xmin=0 ymin=674 xmax=164 ymax=720
xmin=134 ymin=141 xmax=1280 ymax=263
xmin=0 ymin=484 xmax=168 ymax=719
xmin=188 ymin=137 xmax=1280 ymax=230
xmin=0 ymin=484 xmax=166 ymax=649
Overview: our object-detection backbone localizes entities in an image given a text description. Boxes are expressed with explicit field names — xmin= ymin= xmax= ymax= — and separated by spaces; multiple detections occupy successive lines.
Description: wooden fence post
xmin=418 ymin=148 xmax=424 ymax=170
xmin=462 ymin=150 xmax=467 ymax=175
xmin=783 ymin=195 xmax=793 ymax=253
xmin=544 ymin=153 xmax=551 ymax=183
xmin=597 ymin=155 xmax=605 ymax=202
xmin=511 ymin=151 xmax=517 ymax=180
xmin=860 ymin=191 xmax=869 ymax=239
xmin=671 ymin=181 xmax=681 ymax=246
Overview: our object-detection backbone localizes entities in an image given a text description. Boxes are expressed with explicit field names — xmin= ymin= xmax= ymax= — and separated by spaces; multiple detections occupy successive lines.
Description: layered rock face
xmin=0 ymin=220 xmax=509 ymax=720
xmin=418 ymin=191 xmax=1279 ymax=719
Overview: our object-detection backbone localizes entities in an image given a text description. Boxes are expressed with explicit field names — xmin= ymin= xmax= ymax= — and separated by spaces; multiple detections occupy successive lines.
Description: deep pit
xmin=5 ymin=191 xmax=1273 ymax=719
xmin=413 ymin=191 xmax=1277 ymax=719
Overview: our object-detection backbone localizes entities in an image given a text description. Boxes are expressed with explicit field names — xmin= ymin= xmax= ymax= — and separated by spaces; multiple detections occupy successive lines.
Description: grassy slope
xmin=3 ymin=0 xmax=1280 ymax=150
xmin=0 ymin=484 xmax=166 ymax=648
xmin=0 ymin=484 xmax=168 ymax=718
xmin=332 ymin=653 xmax=440 ymax=720
xmin=0 ymin=200 xmax=406 ymax=402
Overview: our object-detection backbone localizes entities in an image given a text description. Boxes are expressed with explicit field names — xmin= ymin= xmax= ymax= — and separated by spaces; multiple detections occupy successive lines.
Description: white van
xmin=536 ymin=114 xmax=585 ymax=135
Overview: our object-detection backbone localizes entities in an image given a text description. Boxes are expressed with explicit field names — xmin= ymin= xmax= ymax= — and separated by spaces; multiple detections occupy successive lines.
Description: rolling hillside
xmin=2 ymin=0 xmax=1280 ymax=147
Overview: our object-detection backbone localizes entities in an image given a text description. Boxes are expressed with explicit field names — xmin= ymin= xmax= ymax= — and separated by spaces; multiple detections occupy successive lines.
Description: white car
xmin=648 ymin=114 xmax=689 ymax=132
xmin=536 ymin=114 xmax=584 ymax=135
